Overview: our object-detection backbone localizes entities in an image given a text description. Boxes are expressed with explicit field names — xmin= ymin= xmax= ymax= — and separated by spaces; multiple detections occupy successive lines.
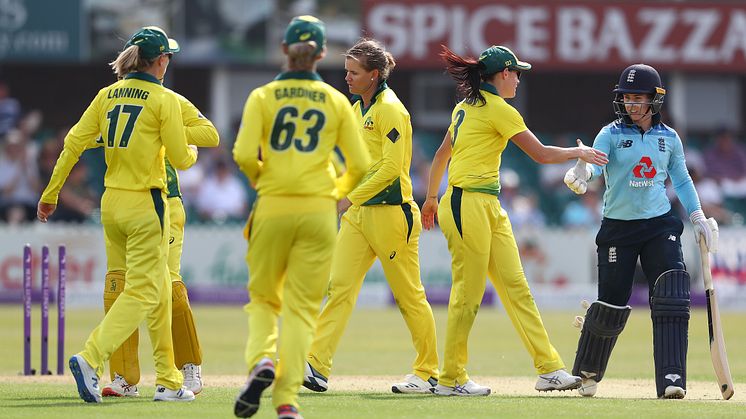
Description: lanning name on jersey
xmin=629 ymin=179 xmax=654 ymax=188
xmin=107 ymin=87 xmax=150 ymax=100
xmin=274 ymin=87 xmax=326 ymax=103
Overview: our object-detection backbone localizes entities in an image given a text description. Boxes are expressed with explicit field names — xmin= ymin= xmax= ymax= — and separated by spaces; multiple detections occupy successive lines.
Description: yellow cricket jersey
xmin=165 ymin=92 xmax=220 ymax=198
xmin=347 ymin=83 xmax=414 ymax=206
xmin=233 ymin=71 xmax=370 ymax=199
xmin=447 ymin=83 xmax=527 ymax=196
xmin=41 ymin=72 xmax=197 ymax=204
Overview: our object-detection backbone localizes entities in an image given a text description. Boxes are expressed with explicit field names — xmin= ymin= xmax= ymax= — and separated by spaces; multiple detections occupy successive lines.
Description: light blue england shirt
xmin=589 ymin=120 xmax=701 ymax=220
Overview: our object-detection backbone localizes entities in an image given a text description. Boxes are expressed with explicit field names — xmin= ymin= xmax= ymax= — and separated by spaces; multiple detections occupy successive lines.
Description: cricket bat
xmin=698 ymin=240 xmax=735 ymax=400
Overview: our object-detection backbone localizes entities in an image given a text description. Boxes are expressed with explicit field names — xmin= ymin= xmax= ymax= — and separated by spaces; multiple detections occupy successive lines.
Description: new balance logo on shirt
xmin=617 ymin=139 xmax=633 ymax=148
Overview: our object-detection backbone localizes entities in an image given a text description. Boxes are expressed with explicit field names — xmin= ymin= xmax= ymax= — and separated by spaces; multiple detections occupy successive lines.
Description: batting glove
xmin=690 ymin=209 xmax=719 ymax=253
xmin=564 ymin=159 xmax=592 ymax=195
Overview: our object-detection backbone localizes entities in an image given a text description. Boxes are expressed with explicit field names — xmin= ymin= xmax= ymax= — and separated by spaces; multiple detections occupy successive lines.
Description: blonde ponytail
xmin=109 ymin=45 xmax=157 ymax=79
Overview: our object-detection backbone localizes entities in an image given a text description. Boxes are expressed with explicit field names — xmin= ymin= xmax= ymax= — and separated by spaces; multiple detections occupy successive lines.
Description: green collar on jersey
xmin=124 ymin=72 xmax=162 ymax=84
xmin=479 ymin=82 xmax=499 ymax=96
xmin=352 ymin=81 xmax=388 ymax=116
xmin=275 ymin=71 xmax=323 ymax=81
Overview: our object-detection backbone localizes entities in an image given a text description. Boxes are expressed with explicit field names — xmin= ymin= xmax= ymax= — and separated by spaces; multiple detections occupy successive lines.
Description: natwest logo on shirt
xmin=629 ymin=156 xmax=656 ymax=188
xmin=633 ymin=156 xmax=656 ymax=178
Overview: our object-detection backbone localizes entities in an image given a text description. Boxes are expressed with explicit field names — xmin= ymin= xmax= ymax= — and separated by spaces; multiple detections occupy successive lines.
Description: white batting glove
xmin=690 ymin=209 xmax=719 ymax=253
xmin=572 ymin=300 xmax=591 ymax=329
xmin=564 ymin=159 xmax=592 ymax=195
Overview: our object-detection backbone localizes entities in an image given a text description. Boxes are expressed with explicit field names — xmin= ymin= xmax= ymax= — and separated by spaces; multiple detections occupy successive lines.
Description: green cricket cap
xmin=478 ymin=45 xmax=531 ymax=75
xmin=125 ymin=26 xmax=180 ymax=60
xmin=284 ymin=15 xmax=326 ymax=56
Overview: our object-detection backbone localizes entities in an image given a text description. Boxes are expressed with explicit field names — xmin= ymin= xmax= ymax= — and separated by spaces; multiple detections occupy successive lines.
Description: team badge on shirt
xmin=363 ymin=116 xmax=374 ymax=130
xmin=658 ymin=138 xmax=665 ymax=152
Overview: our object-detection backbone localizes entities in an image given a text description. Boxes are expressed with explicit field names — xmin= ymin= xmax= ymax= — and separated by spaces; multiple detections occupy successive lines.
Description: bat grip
xmin=699 ymin=239 xmax=714 ymax=291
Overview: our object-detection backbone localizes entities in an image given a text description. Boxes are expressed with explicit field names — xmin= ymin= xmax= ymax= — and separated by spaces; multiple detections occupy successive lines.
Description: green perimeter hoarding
xmin=0 ymin=0 xmax=84 ymax=62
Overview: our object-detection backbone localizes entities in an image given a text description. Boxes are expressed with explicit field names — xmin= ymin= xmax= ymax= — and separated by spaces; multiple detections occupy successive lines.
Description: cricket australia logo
xmin=363 ymin=116 xmax=374 ymax=130
xmin=630 ymin=156 xmax=656 ymax=188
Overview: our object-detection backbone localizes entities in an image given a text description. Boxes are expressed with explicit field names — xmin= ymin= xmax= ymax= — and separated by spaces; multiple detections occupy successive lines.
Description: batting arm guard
xmin=572 ymin=301 xmax=632 ymax=382
xmin=651 ymin=269 xmax=690 ymax=398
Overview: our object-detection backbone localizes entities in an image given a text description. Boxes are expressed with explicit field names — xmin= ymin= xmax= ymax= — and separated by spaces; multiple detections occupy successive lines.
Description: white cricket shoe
xmin=431 ymin=380 xmax=491 ymax=396
xmin=577 ymin=378 xmax=597 ymax=397
xmin=391 ymin=374 xmax=437 ymax=394
xmin=102 ymin=373 xmax=140 ymax=397
xmin=662 ymin=386 xmax=686 ymax=399
xmin=302 ymin=361 xmax=328 ymax=392
xmin=153 ymin=385 xmax=195 ymax=402
xmin=535 ymin=369 xmax=582 ymax=391
xmin=69 ymin=354 xmax=102 ymax=403
xmin=181 ymin=363 xmax=203 ymax=395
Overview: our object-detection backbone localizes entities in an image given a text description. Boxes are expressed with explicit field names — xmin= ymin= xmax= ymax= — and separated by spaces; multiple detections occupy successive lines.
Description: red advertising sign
xmin=363 ymin=1 xmax=746 ymax=71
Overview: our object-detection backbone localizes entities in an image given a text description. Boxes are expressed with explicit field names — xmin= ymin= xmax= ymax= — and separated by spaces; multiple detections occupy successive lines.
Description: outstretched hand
xmin=576 ymin=139 xmax=608 ymax=166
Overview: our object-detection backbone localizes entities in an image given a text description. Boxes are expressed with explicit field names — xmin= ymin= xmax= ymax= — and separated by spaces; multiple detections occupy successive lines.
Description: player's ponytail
xmin=109 ymin=45 xmax=157 ymax=79
xmin=440 ymin=45 xmax=485 ymax=106
xmin=287 ymin=41 xmax=319 ymax=72
xmin=346 ymin=39 xmax=396 ymax=84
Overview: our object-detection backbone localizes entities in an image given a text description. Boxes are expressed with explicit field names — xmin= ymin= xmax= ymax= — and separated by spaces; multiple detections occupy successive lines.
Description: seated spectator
xmin=687 ymin=165 xmax=732 ymax=225
xmin=38 ymin=136 xmax=63 ymax=184
xmin=0 ymin=129 xmax=39 ymax=223
xmin=703 ymin=129 xmax=746 ymax=197
xmin=500 ymin=169 xmax=545 ymax=230
xmin=561 ymin=189 xmax=602 ymax=228
xmin=53 ymin=164 xmax=98 ymax=223
xmin=195 ymin=157 xmax=247 ymax=223
xmin=0 ymin=81 xmax=21 ymax=138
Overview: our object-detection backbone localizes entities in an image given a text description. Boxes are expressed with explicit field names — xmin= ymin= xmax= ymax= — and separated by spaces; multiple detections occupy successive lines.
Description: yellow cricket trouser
xmin=308 ymin=202 xmax=439 ymax=382
xmin=437 ymin=186 xmax=564 ymax=386
xmin=166 ymin=197 xmax=186 ymax=283
xmin=81 ymin=188 xmax=182 ymax=390
xmin=106 ymin=196 xmax=201 ymax=383
xmin=244 ymin=196 xmax=336 ymax=409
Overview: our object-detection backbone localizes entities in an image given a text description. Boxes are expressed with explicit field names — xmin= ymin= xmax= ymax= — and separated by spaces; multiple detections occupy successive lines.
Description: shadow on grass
xmin=6 ymin=395 xmax=151 ymax=407
xmin=298 ymin=391 xmax=435 ymax=401
xmin=8 ymin=401 xmax=114 ymax=408
xmin=361 ymin=393 xmax=436 ymax=401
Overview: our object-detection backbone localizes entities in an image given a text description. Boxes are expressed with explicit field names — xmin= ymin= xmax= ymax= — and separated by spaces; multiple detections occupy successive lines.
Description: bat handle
xmin=698 ymin=239 xmax=714 ymax=292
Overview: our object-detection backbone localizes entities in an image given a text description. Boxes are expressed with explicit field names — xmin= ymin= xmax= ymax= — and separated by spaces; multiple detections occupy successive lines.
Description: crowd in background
xmin=1 ymin=79 xmax=745 ymax=228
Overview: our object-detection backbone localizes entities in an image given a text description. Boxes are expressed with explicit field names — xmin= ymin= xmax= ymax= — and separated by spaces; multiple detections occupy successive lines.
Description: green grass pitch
xmin=1 ymin=305 xmax=745 ymax=418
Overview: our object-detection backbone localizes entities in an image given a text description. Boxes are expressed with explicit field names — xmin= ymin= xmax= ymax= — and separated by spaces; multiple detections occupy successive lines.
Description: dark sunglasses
xmin=510 ymin=69 xmax=521 ymax=79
